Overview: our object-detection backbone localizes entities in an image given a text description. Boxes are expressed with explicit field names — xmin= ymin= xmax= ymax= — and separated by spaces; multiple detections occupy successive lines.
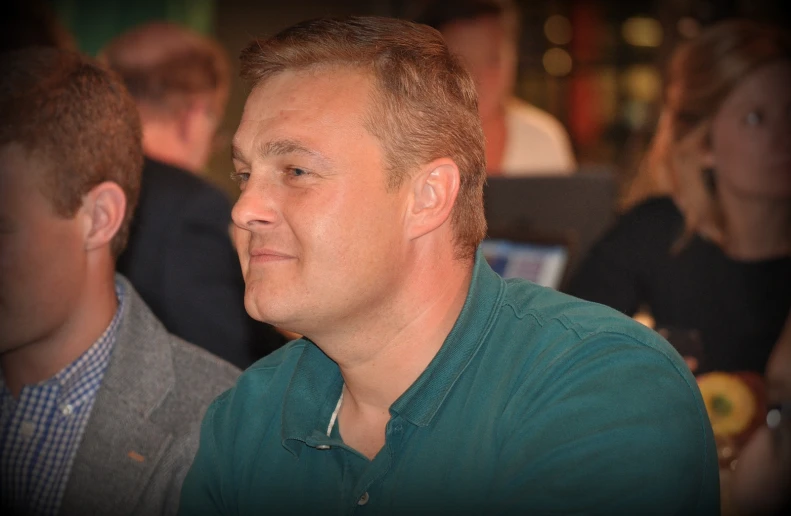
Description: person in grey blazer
xmin=0 ymin=47 xmax=239 ymax=516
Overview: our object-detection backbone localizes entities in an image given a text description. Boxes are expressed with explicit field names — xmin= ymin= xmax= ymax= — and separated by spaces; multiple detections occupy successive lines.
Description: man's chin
xmin=244 ymin=297 xmax=291 ymax=327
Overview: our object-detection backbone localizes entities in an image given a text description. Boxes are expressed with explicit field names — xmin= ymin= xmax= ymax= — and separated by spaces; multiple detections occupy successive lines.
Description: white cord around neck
xmin=326 ymin=390 xmax=344 ymax=437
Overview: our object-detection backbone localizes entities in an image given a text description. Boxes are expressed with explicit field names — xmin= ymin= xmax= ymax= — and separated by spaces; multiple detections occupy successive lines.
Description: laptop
xmin=481 ymin=237 xmax=570 ymax=289
xmin=483 ymin=169 xmax=617 ymax=290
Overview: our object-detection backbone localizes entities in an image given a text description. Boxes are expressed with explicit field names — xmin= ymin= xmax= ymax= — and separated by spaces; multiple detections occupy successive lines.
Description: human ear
xmin=406 ymin=158 xmax=460 ymax=241
xmin=81 ymin=181 xmax=126 ymax=252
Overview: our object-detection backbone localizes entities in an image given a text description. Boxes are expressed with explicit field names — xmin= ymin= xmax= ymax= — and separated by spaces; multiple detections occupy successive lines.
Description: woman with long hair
xmin=569 ymin=20 xmax=791 ymax=375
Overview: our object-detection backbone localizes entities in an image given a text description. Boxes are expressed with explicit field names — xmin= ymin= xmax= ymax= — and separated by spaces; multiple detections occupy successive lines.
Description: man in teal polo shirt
xmin=179 ymin=16 xmax=719 ymax=515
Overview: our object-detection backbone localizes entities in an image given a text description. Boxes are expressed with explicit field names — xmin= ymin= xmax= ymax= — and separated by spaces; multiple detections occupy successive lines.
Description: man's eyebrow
xmin=256 ymin=139 xmax=333 ymax=166
xmin=231 ymin=144 xmax=246 ymax=163
xmin=231 ymin=139 xmax=334 ymax=168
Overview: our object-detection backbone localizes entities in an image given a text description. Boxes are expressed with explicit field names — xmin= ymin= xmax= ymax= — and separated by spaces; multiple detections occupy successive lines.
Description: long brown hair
xmin=626 ymin=19 xmax=790 ymax=249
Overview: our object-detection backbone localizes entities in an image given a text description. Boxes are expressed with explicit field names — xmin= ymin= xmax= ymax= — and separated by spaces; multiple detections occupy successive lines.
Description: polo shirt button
xmin=61 ymin=404 xmax=74 ymax=416
xmin=316 ymin=444 xmax=331 ymax=450
xmin=357 ymin=492 xmax=369 ymax=506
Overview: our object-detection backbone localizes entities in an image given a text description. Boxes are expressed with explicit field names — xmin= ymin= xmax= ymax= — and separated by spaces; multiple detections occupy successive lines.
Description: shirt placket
xmin=10 ymin=382 xmax=60 ymax=513
xmin=348 ymin=416 xmax=408 ymax=513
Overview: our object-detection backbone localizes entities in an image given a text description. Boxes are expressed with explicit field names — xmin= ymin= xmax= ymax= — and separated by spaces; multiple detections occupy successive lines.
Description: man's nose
xmin=231 ymin=180 xmax=279 ymax=230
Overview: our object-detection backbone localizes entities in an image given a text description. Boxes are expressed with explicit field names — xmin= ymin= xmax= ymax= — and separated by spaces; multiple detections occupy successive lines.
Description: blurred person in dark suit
xmin=0 ymin=47 xmax=238 ymax=516
xmin=101 ymin=23 xmax=286 ymax=369
xmin=569 ymin=20 xmax=791 ymax=375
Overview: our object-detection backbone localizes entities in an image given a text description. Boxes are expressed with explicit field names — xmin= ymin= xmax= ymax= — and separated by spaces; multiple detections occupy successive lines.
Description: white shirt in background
xmin=500 ymin=98 xmax=576 ymax=176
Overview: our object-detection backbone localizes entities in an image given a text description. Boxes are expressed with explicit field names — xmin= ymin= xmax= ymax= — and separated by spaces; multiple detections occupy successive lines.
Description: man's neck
xmin=323 ymin=247 xmax=473 ymax=457
xmin=1 ymin=273 xmax=118 ymax=398
xmin=719 ymin=189 xmax=791 ymax=260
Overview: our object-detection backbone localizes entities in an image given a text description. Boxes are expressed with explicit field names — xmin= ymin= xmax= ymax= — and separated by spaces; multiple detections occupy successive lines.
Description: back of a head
xmin=101 ymin=22 xmax=230 ymax=120
xmin=0 ymin=47 xmax=143 ymax=256
xmin=240 ymin=16 xmax=487 ymax=259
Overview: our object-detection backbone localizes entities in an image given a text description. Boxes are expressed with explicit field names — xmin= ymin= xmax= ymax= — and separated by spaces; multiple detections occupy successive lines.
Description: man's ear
xmin=406 ymin=158 xmax=460 ymax=241
xmin=81 ymin=181 xmax=126 ymax=252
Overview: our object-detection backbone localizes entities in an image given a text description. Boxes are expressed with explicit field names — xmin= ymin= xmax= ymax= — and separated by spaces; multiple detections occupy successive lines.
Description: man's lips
xmin=248 ymin=248 xmax=295 ymax=262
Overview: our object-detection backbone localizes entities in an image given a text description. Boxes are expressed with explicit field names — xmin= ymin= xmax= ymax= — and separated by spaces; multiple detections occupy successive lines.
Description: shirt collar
xmin=56 ymin=279 xmax=125 ymax=407
xmin=281 ymin=249 xmax=505 ymax=446
xmin=390 ymin=249 xmax=504 ymax=426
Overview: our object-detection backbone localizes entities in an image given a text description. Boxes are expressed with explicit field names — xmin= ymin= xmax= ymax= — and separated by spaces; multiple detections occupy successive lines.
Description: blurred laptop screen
xmin=481 ymin=239 xmax=569 ymax=289
xmin=483 ymin=170 xmax=616 ymax=282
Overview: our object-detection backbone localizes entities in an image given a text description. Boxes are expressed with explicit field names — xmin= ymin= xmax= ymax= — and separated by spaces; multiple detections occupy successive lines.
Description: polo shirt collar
xmin=391 ymin=250 xmax=504 ymax=427
xmin=281 ymin=343 xmax=344 ymax=454
xmin=281 ymin=249 xmax=505 ymax=448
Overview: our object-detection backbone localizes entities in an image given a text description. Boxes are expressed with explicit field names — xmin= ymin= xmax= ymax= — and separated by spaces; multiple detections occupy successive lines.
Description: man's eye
xmin=231 ymin=171 xmax=250 ymax=185
xmin=745 ymin=110 xmax=763 ymax=126
xmin=288 ymin=167 xmax=308 ymax=177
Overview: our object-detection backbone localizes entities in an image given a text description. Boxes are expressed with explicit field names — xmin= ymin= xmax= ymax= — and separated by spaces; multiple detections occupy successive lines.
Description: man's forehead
xmin=234 ymin=68 xmax=374 ymax=149
xmin=244 ymin=66 xmax=374 ymax=109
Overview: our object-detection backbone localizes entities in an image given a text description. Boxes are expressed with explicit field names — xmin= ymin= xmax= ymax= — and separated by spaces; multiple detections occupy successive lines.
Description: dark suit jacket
xmin=117 ymin=158 xmax=285 ymax=369
xmin=60 ymin=275 xmax=240 ymax=516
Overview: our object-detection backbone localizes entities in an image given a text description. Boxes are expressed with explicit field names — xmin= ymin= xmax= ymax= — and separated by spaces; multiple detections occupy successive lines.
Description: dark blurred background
xmin=46 ymin=0 xmax=789 ymax=198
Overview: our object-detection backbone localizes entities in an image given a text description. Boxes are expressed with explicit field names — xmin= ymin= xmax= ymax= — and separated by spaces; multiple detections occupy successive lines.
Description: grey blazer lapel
xmin=60 ymin=277 xmax=176 ymax=516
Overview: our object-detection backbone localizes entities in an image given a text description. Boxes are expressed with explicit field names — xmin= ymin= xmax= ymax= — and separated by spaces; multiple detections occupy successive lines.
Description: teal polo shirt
xmin=180 ymin=252 xmax=719 ymax=515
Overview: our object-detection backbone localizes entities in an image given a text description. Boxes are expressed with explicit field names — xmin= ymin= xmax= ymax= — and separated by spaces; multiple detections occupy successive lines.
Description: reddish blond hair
xmin=0 ymin=47 xmax=143 ymax=257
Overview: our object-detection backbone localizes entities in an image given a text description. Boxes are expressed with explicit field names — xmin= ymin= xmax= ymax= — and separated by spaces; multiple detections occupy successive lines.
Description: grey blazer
xmin=59 ymin=276 xmax=240 ymax=516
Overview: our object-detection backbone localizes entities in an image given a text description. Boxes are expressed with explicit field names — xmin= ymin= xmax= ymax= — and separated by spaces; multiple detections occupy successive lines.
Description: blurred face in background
xmin=708 ymin=60 xmax=791 ymax=200
xmin=183 ymin=87 xmax=229 ymax=172
xmin=440 ymin=15 xmax=516 ymax=121
xmin=0 ymin=144 xmax=87 ymax=354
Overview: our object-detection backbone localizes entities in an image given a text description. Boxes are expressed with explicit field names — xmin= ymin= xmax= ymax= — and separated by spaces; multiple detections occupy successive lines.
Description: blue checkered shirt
xmin=0 ymin=281 xmax=125 ymax=516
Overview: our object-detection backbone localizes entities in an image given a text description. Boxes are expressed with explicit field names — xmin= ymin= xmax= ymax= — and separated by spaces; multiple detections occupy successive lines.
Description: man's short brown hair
xmin=0 ymin=47 xmax=143 ymax=257
xmin=240 ymin=16 xmax=487 ymax=260
xmin=101 ymin=22 xmax=230 ymax=120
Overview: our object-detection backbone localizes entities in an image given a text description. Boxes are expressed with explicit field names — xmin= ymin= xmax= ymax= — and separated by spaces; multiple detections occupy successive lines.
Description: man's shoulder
xmin=107 ymin=278 xmax=241 ymax=426
xmin=165 ymin=336 xmax=242 ymax=406
xmin=495 ymin=280 xmax=688 ymax=372
xmin=477 ymin=282 xmax=718 ymax=515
